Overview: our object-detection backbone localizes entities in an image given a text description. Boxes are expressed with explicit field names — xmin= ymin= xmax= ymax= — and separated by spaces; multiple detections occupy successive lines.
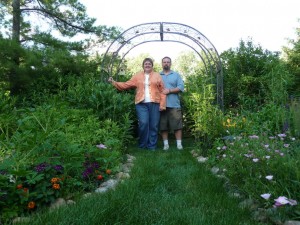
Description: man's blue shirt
xmin=160 ymin=70 xmax=184 ymax=108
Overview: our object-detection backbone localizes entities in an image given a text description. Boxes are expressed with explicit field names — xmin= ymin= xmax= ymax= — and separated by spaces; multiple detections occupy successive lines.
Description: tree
xmin=221 ymin=38 xmax=292 ymax=111
xmin=1 ymin=0 xmax=119 ymax=44
xmin=283 ymin=19 xmax=300 ymax=96
xmin=0 ymin=0 xmax=120 ymax=94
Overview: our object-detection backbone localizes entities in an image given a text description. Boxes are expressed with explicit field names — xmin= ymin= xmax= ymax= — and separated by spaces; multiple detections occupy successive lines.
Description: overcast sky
xmin=80 ymin=0 xmax=300 ymax=60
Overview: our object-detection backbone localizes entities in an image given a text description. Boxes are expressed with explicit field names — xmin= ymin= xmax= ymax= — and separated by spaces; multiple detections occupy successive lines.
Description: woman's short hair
xmin=142 ymin=58 xmax=153 ymax=67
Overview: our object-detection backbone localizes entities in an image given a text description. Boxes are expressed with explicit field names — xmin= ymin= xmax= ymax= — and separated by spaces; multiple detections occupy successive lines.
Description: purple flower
xmin=53 ymin=165 xmax=64 ymax=171
xmin=35 ymin=162 xmax=48 ymax=172
xmin=82 ymin=167 xmax=93 ymax=178
xmin=91 ymin=162 xmax=99 ymax=169
xmin=283 ymin=144 xmax=290 ymax=148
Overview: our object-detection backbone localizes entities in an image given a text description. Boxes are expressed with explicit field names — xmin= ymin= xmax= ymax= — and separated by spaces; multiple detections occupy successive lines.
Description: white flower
xmin=266 ymin=175 xmax=273 ymax=180
xmin=261 ymin=193 xmax=271 ymax=200
xmin=253 ymin=158 xmax=259 ymax=162
xmin=9 ymin=175 xmax=16 ymax=183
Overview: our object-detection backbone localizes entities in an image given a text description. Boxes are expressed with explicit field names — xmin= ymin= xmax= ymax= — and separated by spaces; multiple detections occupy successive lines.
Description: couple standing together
xmin=108 ymin=57 xmax=184 ymax=151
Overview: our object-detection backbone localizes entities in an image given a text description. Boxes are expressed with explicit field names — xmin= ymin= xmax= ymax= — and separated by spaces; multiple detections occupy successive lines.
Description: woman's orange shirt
xmin=112 ymin=71 xmax=166 ymax=110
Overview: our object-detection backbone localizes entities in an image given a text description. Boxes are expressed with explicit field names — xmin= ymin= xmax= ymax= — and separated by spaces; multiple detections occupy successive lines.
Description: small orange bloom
xmin=23 ymin=188 xmax=28 ymax=193
xmin=106 ymin=169 xmax=112 ymax=175
xmin=28 ymin=201 xmax=35 ymax=209
xmin=52 ymin=183 xmax=60 ymax=190
xmin=51 ymin=177 xmax=60 ymax=183
xmin=17 ymin=184 xmax=23 ymax=189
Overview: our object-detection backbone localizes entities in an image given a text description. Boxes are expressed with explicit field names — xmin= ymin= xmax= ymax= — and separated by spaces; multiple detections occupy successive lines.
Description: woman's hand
xmin=159 ymin=106 xmax=166 ymax=111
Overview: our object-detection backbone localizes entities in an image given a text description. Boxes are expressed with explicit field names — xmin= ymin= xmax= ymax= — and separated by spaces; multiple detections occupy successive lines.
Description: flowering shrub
xmin=208 ymin=131 xmax=300 ymax=222
xmin=0 ymin=143 xmax=116 ymax=223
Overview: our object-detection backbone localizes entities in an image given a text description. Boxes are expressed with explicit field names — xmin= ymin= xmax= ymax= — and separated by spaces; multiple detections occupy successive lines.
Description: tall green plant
xmin=182 ymin=74 xmax=224 ymax=148
xmin=63 ymin=75 xmax=135 ymax=124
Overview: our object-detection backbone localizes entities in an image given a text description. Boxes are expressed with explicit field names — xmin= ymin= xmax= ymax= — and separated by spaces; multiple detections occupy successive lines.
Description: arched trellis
xmin=101 ymin=22 xmax=223 ymax=109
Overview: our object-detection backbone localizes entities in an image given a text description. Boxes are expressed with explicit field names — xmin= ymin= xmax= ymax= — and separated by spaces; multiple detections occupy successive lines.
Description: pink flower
xmin=274 ymin=196 xmax=290 ymax=207
xmin=252 ymin=158 xmax=259 ymax=162
xmin=273 ymin=196 xmax=298 ymax=207
xmin=283 ymin=144 xmax=289 ymax=148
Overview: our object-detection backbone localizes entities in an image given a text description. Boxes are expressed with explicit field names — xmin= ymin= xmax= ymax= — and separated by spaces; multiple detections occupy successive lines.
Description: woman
xmin=108 ymin=58 xmax=166 ymax=150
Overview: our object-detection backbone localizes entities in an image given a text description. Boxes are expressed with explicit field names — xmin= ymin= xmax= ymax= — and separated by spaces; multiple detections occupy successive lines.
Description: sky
xmin=80 ymin=0 xmax=300 ymax=60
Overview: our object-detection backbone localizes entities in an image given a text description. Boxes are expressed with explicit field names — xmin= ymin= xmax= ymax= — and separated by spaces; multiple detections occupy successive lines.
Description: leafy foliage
xmin=220 ymin=39 xmax=293 ymax=111
xmin=283 ymin=20 xmax=300 ymax=96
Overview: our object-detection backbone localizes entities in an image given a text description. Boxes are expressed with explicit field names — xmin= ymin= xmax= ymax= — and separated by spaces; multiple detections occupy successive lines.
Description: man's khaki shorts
xmin=160 ymin=108 xmax=183 ymax=131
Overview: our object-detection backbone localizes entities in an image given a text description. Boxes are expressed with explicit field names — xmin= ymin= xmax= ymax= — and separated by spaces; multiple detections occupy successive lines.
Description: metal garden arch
xmin=101 ymin=22 xmax=223 ymax=108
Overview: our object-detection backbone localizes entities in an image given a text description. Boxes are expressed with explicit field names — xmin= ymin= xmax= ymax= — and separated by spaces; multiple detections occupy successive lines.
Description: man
xmin=160 ymin=56 xmax=184 ymax=150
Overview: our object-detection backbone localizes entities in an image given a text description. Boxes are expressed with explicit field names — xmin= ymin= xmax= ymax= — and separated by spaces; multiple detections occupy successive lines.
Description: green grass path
xmin=22 ymin=141 xmax=261 ymax=225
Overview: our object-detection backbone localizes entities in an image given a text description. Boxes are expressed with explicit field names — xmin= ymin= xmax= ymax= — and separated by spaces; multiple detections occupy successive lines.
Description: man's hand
xmin=162 ymin=88 xmax=170 ymax=95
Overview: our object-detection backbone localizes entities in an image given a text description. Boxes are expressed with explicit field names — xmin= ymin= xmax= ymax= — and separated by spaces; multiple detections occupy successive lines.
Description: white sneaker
xmin=177 ymin=144 xmax=183 ymax=150
xmin=163 ymin=144 xmax=169 ymax=151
